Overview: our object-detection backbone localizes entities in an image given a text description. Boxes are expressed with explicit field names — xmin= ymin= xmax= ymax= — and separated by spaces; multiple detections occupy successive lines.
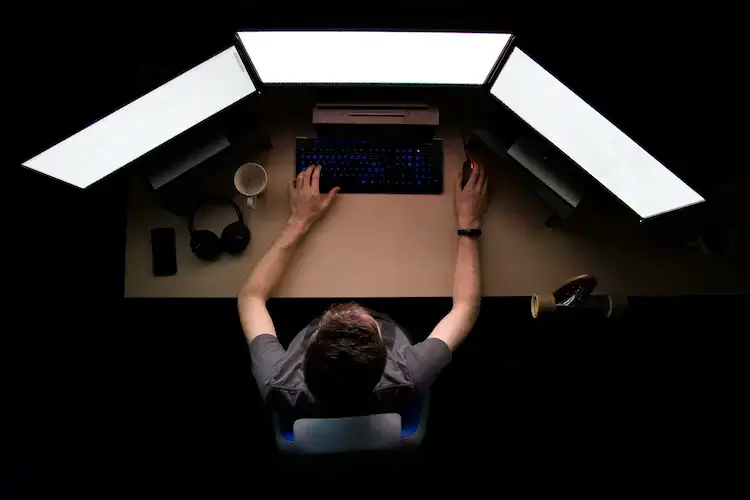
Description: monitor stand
xmin=133 ymin=125 xmax=233 ymax=216
xmin=145 ymin=132 xmax=230 ymax=191
xmin=468 ymin=129 xmax=585 ymax=227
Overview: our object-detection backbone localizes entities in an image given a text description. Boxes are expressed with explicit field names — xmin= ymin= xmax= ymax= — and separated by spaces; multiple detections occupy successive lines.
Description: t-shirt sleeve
xmin=401 ymin=338 xmax=453 ymax=393
xmin=248 ymin=334 xmax=286 ymax=400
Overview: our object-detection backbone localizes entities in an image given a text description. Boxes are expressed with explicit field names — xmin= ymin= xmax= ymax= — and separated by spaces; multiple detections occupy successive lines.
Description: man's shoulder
xmin=268 ymin=336 xmax=417 ymax=395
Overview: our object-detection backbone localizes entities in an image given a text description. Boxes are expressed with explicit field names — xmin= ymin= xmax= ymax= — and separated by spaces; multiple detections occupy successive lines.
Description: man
xmin=238 ymin=162 xmax=488 ymax=419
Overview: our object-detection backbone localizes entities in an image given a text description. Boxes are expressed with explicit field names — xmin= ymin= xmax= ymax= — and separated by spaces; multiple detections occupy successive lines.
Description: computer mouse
xmin=462 ymin=160 xmax=473 ymax=188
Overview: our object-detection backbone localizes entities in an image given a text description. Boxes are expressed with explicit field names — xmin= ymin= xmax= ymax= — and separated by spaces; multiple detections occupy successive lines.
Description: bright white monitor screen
xmin=23 ymin=46 xmax=256 ymax=188
xmin=490 ymin=48 xmax=704 ymax=219
xmin=237 ymin=31 xmax=512 ymax=84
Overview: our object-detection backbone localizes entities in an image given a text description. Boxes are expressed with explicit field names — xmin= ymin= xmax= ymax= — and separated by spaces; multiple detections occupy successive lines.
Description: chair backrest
xmin=274 ymin=391 xmax=430 ymax=455
xmin=292 ymin=414 xmax=402 ymax=454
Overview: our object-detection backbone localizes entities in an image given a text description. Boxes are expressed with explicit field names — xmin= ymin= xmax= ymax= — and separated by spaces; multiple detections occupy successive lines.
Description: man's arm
xmin=238 ymin=165 xmax=339 ymax=343
xmin=237 ymin=219 xmax=309 ymax=342
xmin=428 ymin=161 xmax=488 ymax=350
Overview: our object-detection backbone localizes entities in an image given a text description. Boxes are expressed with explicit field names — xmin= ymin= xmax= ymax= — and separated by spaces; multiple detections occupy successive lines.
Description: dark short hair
xmin=304 ymin=303 xmax=387 ymax=405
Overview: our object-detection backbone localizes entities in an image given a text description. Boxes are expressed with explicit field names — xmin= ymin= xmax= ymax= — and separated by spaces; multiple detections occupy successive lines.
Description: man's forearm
xmin=426 ymin=235 xmax=482 ymax=350
xmin=453 ymin=235 xmax=481 ymax=317
xmin=239 ymin=217 xmax=310 ymax=301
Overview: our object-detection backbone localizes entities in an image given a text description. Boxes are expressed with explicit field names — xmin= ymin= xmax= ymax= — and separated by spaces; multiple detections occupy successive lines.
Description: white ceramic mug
xmin=234 ymin=162 xmax=268 ymax=208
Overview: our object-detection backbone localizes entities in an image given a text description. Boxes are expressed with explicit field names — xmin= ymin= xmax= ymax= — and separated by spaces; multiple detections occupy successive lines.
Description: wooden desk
xmin=124 ymin=97 xmax=747 ymax=298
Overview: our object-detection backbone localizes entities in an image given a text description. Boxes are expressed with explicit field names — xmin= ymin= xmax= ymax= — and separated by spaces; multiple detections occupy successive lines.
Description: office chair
xmin=273 ymin=391 xmax=430 ymax=454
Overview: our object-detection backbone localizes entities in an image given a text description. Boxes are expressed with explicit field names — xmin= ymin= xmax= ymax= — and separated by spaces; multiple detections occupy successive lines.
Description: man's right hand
xmin=289 ymin=164 xmax=340 ymax=229
xmin=455 ymin=161 xmax=488 ymax=229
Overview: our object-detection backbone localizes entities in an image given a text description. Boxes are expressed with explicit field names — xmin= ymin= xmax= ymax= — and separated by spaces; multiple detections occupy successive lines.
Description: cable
xmin=459 ymin=110 xmax=471 ymax=164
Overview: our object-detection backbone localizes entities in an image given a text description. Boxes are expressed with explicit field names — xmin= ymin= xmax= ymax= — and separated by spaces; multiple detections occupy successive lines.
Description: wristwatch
xmin=457 ymin=228 xmax=482 ymax=238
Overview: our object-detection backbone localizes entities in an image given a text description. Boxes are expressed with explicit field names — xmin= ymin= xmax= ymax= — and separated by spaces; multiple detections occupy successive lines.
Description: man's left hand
xmin=289 ymin=164 xmax=340 ymax=227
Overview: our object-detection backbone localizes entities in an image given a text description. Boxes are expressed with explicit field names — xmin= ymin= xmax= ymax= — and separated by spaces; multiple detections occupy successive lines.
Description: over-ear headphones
xmin=188 ymin=198 xmax=251 ymax=261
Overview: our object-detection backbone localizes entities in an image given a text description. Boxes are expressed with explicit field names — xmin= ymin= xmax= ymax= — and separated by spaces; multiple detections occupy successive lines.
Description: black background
xmin=5 ymin=4 xmax=745 ymax=497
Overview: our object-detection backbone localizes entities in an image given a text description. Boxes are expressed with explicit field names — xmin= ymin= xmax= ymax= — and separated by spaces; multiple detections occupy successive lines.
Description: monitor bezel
xmin=234 ymin=29 xmax=515 ymax=89
xmin=487 ymin=45 xmax=705 ymax=222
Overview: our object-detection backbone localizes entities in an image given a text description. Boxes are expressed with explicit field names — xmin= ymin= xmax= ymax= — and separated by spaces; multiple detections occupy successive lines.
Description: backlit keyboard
xmin=296 ymin=137 xmax=443 ymax=194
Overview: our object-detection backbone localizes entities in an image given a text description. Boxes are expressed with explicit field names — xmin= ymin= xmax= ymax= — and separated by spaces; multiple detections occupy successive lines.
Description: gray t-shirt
xmin=248 ymin=310 xmax=452 ymax=420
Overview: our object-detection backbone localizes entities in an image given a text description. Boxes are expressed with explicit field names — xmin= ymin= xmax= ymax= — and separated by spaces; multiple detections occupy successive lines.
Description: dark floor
xmin=5 ymin=295 xmax=744 ymax=498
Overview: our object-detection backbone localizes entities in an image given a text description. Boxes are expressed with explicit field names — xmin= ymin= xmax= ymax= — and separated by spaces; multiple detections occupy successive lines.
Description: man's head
xmin=304 ymin=303 xmax=387 ymax=405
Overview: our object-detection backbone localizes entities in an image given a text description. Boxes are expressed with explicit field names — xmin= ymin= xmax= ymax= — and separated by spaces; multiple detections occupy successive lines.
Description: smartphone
xmin=150 ymin=227 xmax=177 ymax=277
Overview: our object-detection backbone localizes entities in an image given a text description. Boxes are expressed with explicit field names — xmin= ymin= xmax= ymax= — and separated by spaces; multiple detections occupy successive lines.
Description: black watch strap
xmin=457 ymin=228 xmax=482 ymax=238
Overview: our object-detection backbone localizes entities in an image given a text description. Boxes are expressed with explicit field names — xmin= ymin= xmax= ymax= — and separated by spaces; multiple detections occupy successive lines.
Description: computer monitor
xmin=236 ymin=31 xmax=512 ymax=85
xmin=22 ymin=46 xmax=257 ymax=189
xmin=490 ymin=47 xmax=705 ymax=220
